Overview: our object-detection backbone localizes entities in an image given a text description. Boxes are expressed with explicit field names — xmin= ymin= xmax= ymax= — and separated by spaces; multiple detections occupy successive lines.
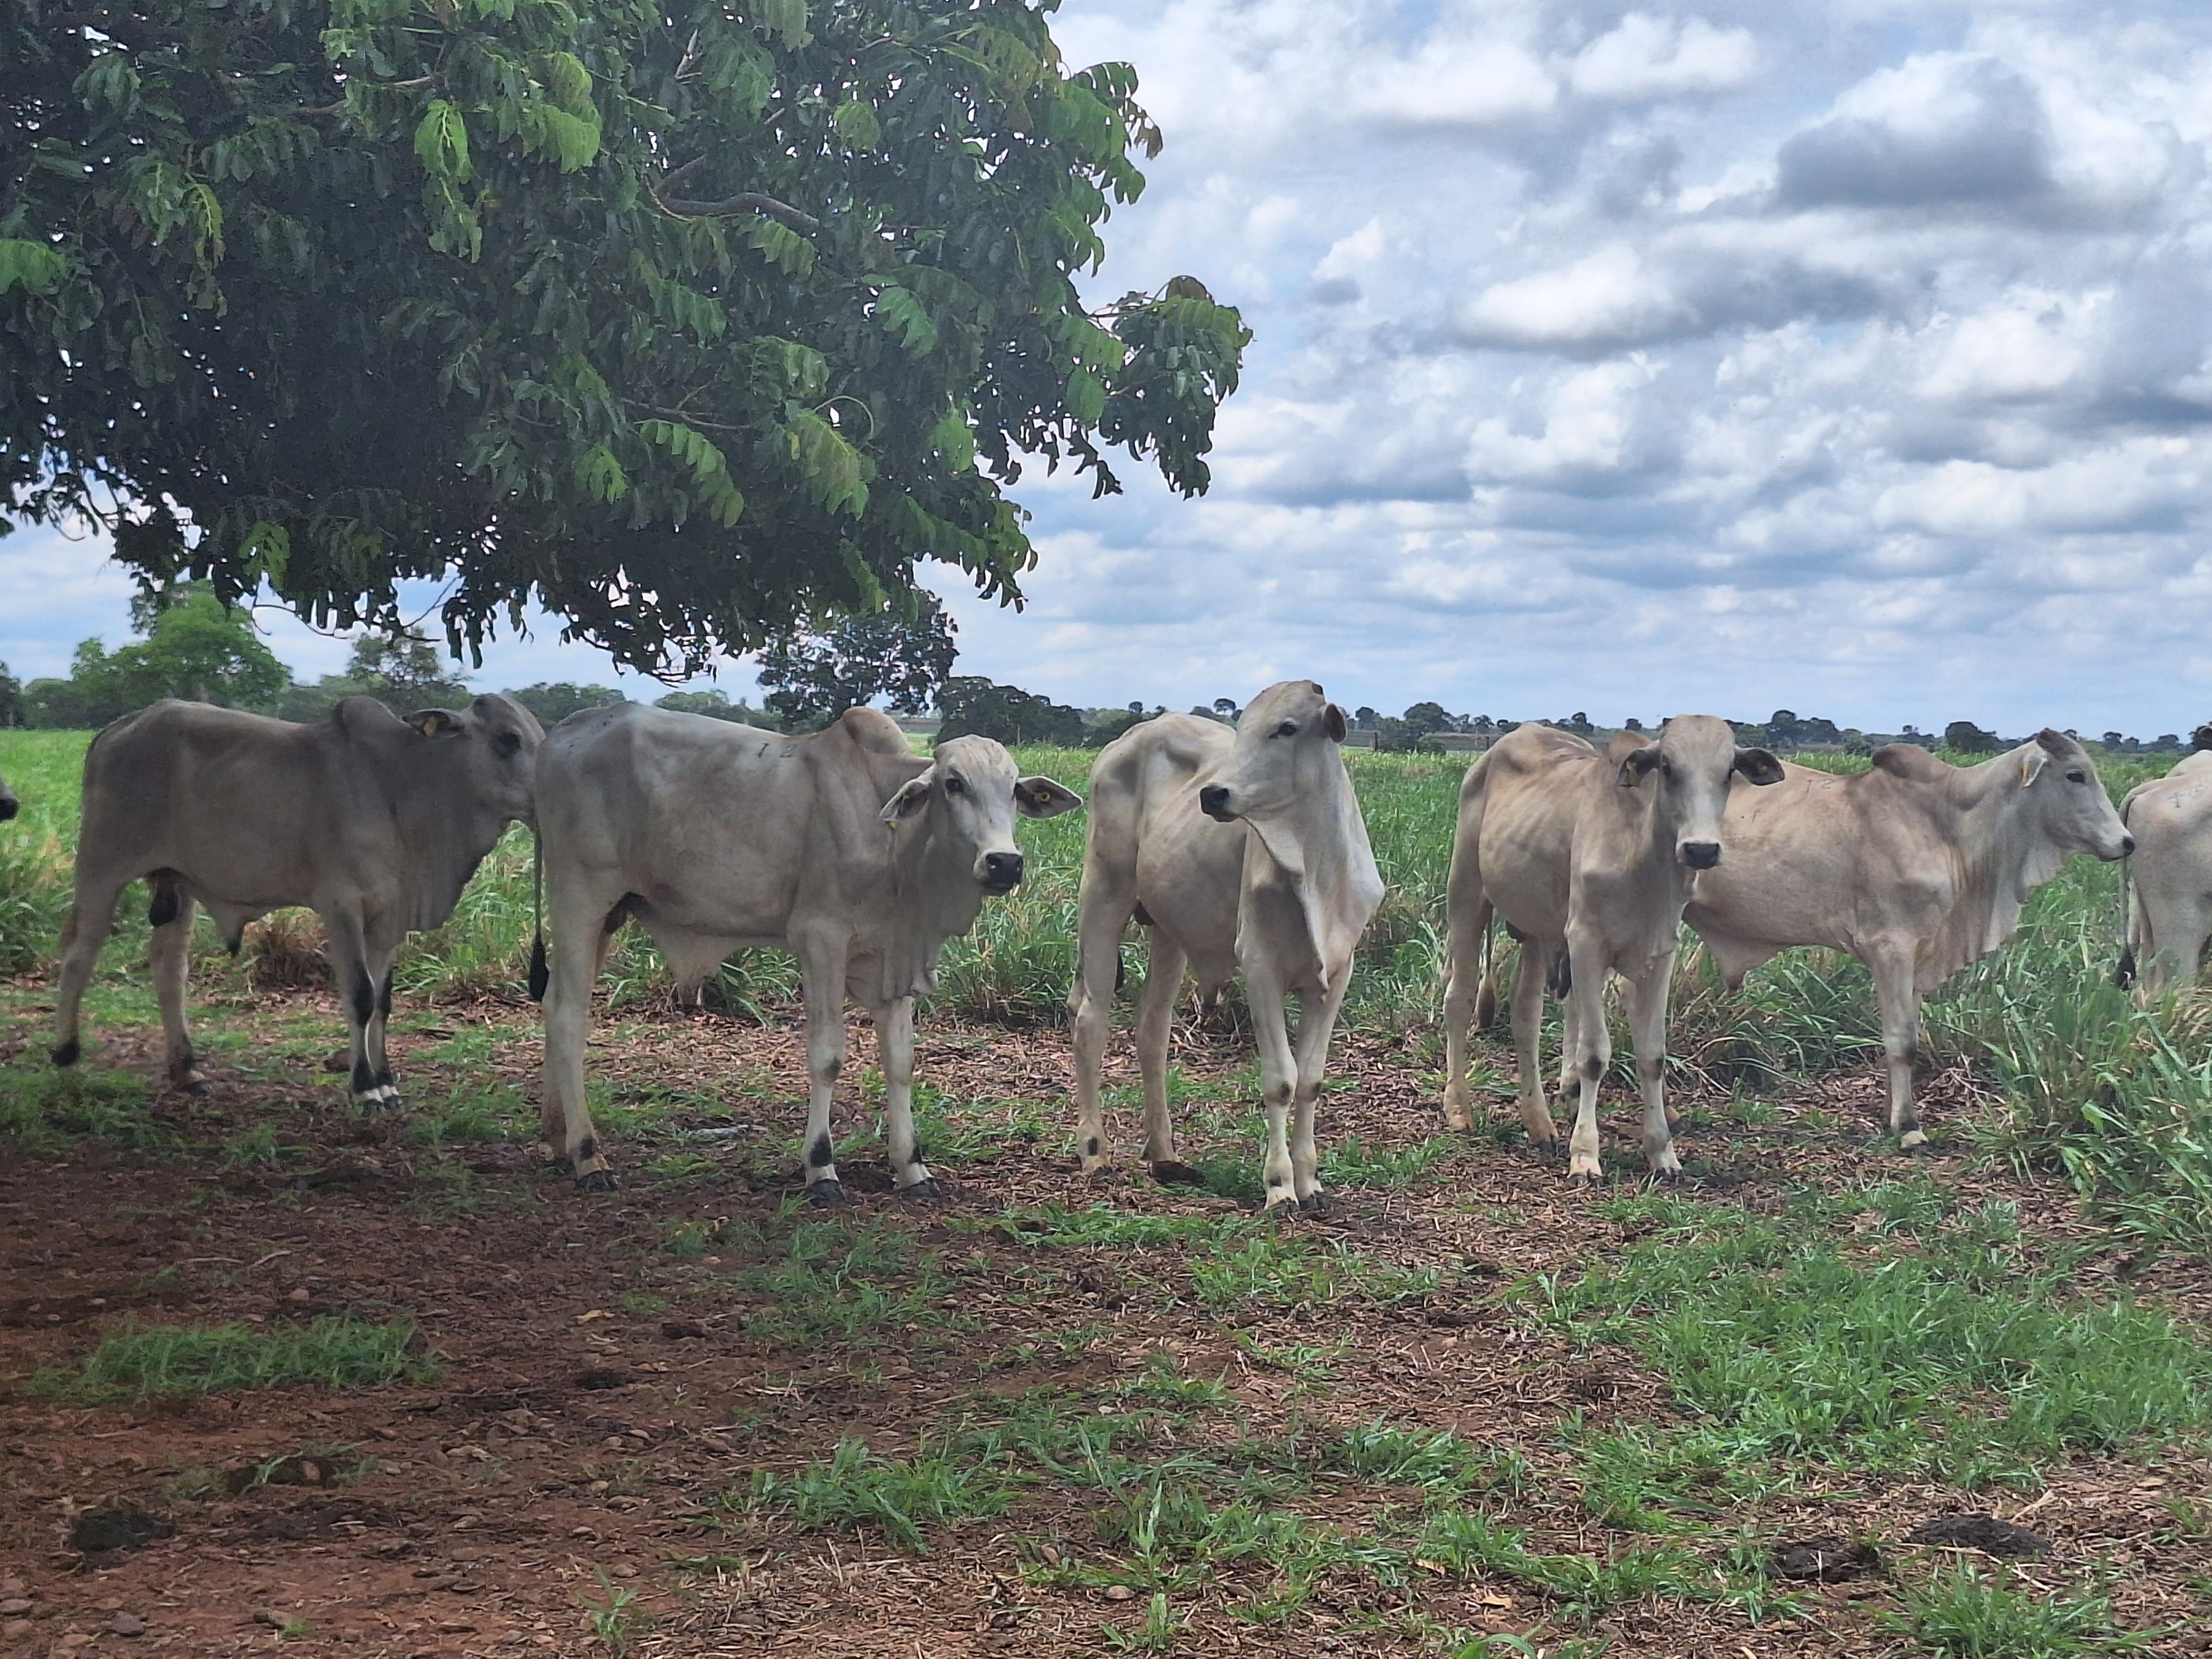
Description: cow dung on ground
xmin=1904 ymin=1513 xmax=2050 ymax=1556
xmin=1770 ymin=1536 xmax=1880 ymax=1581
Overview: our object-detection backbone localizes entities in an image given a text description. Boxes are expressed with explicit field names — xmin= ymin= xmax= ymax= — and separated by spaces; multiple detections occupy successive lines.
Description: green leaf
xmin=786 ymin=409 xmax=869 ymax=516
xmin=928 ymin=406 xmax=975 ymax=472
xmin=0 ymin=239 xmax=68 ymax=296
xmin=573 ymin=444 xmax=629 ymax=503
xmin=874 ymin=287 xmax=939 ymax=357
xmin=832 ymin=98 xmax=882 ymax=151
xmin=740 ymin=216 xmax=815 ymax=277
xmin=239 ymin=521 xmax=290 ymax=590
xmin=413 ymin=100 xmax=472 ymax=183
xmin=1065 ymin=367 xmax=1105 ymax=426
xmin=753 ymin=0 xmax=811 ymax=48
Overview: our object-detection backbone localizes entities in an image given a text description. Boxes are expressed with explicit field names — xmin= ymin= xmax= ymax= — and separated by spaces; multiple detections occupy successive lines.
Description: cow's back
xmin=1086 ymin=715 xmax=1242 ymax=961
xmin=539 ymin=704 xmax=915 ymax=938
xmin=1463 ymin=726 xmax=1610 ymax=929
xmin=2124 ymin=753 xmax=2212 ymax=904
xmin=78 ymin=702 xmax=341 ymax=908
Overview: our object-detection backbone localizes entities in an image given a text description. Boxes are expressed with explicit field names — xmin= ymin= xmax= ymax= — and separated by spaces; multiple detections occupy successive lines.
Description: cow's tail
xmin=528 ymin=830 xmax=549 ymax=1003
xmin=2115 ymin=799 xmax=2138 ymax=990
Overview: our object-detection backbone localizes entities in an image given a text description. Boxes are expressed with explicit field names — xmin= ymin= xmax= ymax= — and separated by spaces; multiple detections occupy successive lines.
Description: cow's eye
xmin=494 ymin=731 xmax=522 ymax=758
xmin=1274 ymin=721 xmax=1297 ymax=738
xmin=2066 ymin=769 xmax=2086 ymax=783
xmin=943 ymin=774 xmax=966 ymax=796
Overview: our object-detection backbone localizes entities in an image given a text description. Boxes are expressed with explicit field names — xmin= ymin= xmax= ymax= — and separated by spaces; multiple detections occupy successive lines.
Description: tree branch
xmin=654 ymin=190 xmax=824 ymax=235
xmin=295 ymin=76 xmax=440 ymax=117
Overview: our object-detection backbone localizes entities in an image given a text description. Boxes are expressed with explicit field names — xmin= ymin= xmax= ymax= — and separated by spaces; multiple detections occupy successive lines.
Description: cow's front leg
xmin=1562 ymin=934 xmax=1611 ymax=1182
xmin=1625 ymin=957 xmax=1680 ymax=1178
xmin=1867 ymin=942 xmax=1925 ymax=1149
xmin=870 ymin=996 xmax=939 ymax=1199
xmin=324 ymin=910 xmax=391 ymax=1111
xmin=1246 ymin=957 xmax=1301 ymax=1213
xmin=1069 ymin=887 xmax=1130 ymax=1176
xmin=541 ymin=891 xmax=618 ymax=1189
xmin=795 ymin=935 xmax=851 ymax=1204
xmin=148 ymin=887 xmax=208 ymax=1093
xmin=362 ymin=939 xmax=403 ymax=1109
xmin=1289 ymin=973 xmax=1353 ymax=1213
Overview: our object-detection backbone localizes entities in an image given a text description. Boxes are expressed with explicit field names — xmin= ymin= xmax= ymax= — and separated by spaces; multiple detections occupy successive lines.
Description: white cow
xmin=535 ymin=704 xmax=1081 ymax=1193
xmin=1069 ymin=681 xmax=1384 ymax=1213
xmin=53 ymin=695 xmax=543 ymax=1104
xmin=2118 ymin=749 xmax=2212 ymax=998
xmin=1684 ymin=731 xmax=2132 ymax=1146
xmin=1441 ymin=718 xmax=1784 ymax=1179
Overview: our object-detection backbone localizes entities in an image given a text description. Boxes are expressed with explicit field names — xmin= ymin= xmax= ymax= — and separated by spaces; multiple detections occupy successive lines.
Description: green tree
xmin=3 ymin=0 xmax=1249 ymax=674
xmin=0 ymin=659 xmax=19 ymax=726
xmin=1944 ymin=720 xmax=1999 ymax=755
xmin=24 ymin=584 xmax=291 ymax=726
xmin=757 ymin=599 xmax=957 ymax=726
xmin=653 ymin=688 xmax=762 ymax=724
xmin=506 ymin=682 xmax=629 ymax=726
xmin=935 ymin=676 xmax=1083 ymax=745
xmin=346 ymin=630 xmax=470 ymax=706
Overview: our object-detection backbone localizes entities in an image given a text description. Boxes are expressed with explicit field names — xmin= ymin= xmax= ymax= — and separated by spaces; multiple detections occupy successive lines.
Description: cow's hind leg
xmin=147 ymin=890 xmax=209 ymax=1093
xmin=1625 ymin=956 xmax=1680 ymax=1178
xmin=52 ymin=872 xmax=130 ymax=1070
xmin=541 ymin=889 xmax=624 ymax=1189
xmin=1136 ymin=931 xmax=1194 ymax=1182
xmin=1561 ymin=933 xmax=1612 ymax=1182
xmin=1866 ymin=944 xmax=1926 ymax=1149
xmin=1509 ymin=938 xmax=1559 ymax=1154
xmin=321 ymin=910 xmax=393 ymax=1112
xmin=359 ymin=938 xmax=403 ymax=1109
xmin=794 ymin=932 xmax=852 ymax=1204
xmin=870 ymin=996 xmax=938 ymax=1199
xmin=1069 ymin=881 xmax=1134 ymax=1176
xmin=1441 ymin=897 xmax=1491 ymax=1131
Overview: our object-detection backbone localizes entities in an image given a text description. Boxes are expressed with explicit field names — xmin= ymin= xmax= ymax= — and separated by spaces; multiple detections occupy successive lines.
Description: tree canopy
xmin=21 ymin=582 xmax=288 ymax=725
xmin=2 ymin=0 xmax=1250 ymax=674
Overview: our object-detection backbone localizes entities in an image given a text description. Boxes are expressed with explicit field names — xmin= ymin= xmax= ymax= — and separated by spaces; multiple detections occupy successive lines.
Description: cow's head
xmin=0 ymin=770 xmax=16 ymax=823
xmin=2017 ymin=729 xmax=2133 ymax=860
xmin=1617 ymin=715 xmax=1784 ymax=869
xmin=1198 ymin=680 xmax=1349 ymax=825
xmin=405 ymin=693 xmax=546 ymax=828
xmin=879 ymin=734 xmax=1083 ymax=893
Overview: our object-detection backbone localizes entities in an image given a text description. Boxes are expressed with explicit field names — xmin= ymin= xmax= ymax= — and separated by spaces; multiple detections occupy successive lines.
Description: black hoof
xmin=1297 ymin=1191 xmax=1332 ymax=1217
xmin=52 ymin=1040 xmax=80 ymax=1069
xmin=1262 ymin=1189 xmax=1299 ymax=1216
xmin=805 ymin=1180 xmax=848 ymax=1207
xmin=1149 ymin=1159 xmax=1204 ymax=1187
xmin=177 ymin=1078 xmax=211 ymax=1097
xmin=896 ymin=1177 xmax=945 ymax=1203
xmin=576 ymin=1169 xmax=619 ymax=1193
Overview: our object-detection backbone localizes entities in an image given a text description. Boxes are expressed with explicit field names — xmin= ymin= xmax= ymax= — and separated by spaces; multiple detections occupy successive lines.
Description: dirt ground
xmin=2 ymin=981 xmax=2208 ymax=1659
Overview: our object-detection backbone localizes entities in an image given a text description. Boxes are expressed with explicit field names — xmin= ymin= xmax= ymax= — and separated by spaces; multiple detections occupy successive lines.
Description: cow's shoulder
xmin=829 ymin=706 xmax=916 ymax=759
xmin=1488 ymin=723 xmax=1602 ymax=782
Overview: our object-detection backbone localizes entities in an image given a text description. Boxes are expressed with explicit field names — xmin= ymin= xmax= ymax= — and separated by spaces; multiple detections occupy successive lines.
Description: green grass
xmin=1880 ymin=1562 xmax=2158 ymax=1657
xmin=37 ymin=1316 xmax=435 ymax=1400
xmin=729 ymin=1437 xmax=1020 ymax=1551
xmin=1534 ymin=1192 xmax=2212 ymax=1491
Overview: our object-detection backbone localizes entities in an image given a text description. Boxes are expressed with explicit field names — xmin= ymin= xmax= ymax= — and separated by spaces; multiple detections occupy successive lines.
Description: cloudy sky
xmin=8 ymin=0 xmax=2212 ymax=734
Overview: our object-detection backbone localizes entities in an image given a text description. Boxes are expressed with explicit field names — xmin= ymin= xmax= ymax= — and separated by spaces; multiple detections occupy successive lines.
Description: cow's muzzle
xmin=980 ymin=850 xmax=1025 ymax=892
xmin=2105 ymin=834 xmax=2136 ymax=862
xmin=1680 ymin=840 xmax=1721 ymax=871
xmin=1199 ymin=784 xmax=1236 ymax=822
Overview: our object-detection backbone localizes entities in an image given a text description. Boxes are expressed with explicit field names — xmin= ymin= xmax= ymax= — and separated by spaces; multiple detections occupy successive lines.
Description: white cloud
xmin=1565 ymin=13 xmax=1759 ymax=101
xmin=1457 ymin=245 xmax=1687 ymax=349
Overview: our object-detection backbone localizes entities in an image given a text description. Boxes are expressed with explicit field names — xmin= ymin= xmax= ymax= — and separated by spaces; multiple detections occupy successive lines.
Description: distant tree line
xmin=0 ymin=596 xmax=2198 ymax=757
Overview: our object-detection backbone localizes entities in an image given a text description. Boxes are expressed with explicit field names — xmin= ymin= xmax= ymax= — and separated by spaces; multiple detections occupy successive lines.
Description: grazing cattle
xmin=2117 ymin=749 xmax=2212 ymax=998
xmin=535 ymin=704 xmax=1080 ymax=1194
xmin=0 ymin=767 xmax=16 ymax=821
xmin=1441 ymin=718 xmax=1784 ymax=1180
xmin=53 ymin=696 xmax=543 ymax=1104
xmin=1069 ymin=681 xmax=1384 ymax=1213
xmin=1683 ymin=731 xmax=2131 ymax=1146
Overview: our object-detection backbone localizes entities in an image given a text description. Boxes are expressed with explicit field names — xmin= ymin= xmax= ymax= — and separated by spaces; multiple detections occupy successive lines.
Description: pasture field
xmin=3 ymin=727 xmax=2212 ymax=1658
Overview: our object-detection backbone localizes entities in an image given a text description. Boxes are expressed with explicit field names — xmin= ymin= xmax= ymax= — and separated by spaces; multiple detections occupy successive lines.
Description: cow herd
xmin=0 ymin=684 xmax=2185 ymax=1206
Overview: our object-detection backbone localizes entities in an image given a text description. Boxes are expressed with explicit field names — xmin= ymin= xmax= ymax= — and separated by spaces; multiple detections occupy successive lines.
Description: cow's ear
xmin=1616 ymin=745 xmax=1663 ymax=787
xmin=879 ymin=774 xmax=934 ymax=823
xmin=2021 ymin=747 xmax=2050 ymax=789
xmin=1323 ymin=703 xmax=1348 ymax=743
xmin=408 ymin=709 xmax=461 ymax=738
xmin=1015 ymin=776 xmax=1084 ymax=819
xmin=2034 ymin=728 xmax=2070 ymax=756
xmin=1734 ymin=748 xmax=1785 ymax=786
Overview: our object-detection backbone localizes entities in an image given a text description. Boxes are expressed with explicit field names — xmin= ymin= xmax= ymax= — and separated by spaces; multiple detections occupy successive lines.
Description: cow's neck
xmin=383 ymin=757 xmax=501 ymax=930
xmin=1930 ymin=747 xmax=2066 ymax=969
xmin=1636 ymin=779 xmax=1694 ymax=913
xmin=879 ymin=812 xmax=986 ymax=994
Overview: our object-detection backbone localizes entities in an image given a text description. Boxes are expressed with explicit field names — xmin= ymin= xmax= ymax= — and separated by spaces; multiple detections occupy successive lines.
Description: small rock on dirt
xmin=0 ymin=1600 xmax=28 ymax=1616
xmin=574 ymin=1368 xmax=628 ymax=1390
xmin=67 ymin=1509 xmax=174 ymax=1557
xmin=2 ymin=1620 xmax=31 ymax=1643
xmin=1770 ymin=1536 xmax=1879 ymax=1581
xmin=110 ymin=1613 xmax=146 ymax=1637
xmin=660 ymin=1319 xmax=708 ymax=1340
xmin=1905 ymin=1514 xmax=2049 ymax=1557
